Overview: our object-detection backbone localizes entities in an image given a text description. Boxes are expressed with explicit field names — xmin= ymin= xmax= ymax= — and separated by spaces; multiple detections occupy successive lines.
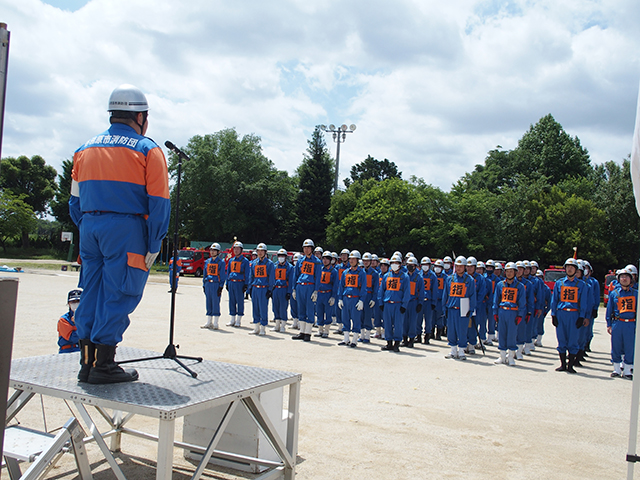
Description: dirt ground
xmin=2 ymin=267 xmax=639 ymax=479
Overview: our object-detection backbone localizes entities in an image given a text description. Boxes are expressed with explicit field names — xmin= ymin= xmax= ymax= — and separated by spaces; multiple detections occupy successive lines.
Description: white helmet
xmin=302 ymin=239 xmax=315 ymax=248
xmin=421 ymin=256 xmax=431 ymax=265
xmin=390 ymin=254 xmax=402 ymax=263
xmin=322 ymin=250 xmax=332 ymax=258
xmin=359 ymin=259 xmax=364 ymax=267
xmin=209 ymin=242 xmax=221 ymax=251
xmin=108 ymin=84 xmax=149 ymax=112
xmin=625 ymin=264 xmax=638 ymax=276
xmin=314 ymin=246 xmax=323 ymax=253
xmin=405 ymin=252 xmax=415 ymax=258
xmin=522 ymin=260 xmax=531 ymax=268
xmin=443 ymin=256 xmax=453 ymax=264
xmin=380 ymin=257 xmax=390 ymax=266
xmin=454 ymin=256 xmax=467 ymax=266
xmin=406 ymin=256 xmax=418 ymax=266
xmin=466 ymin=256 xmax=477 ymax=266
xmin=362 ymin=252 xmax=372 ymax=261
xmin=434 ymin=259 xmax=444 ymax=267
xmin=515 ymin=261 xmax=524 ymax=269
xmin=349 ymin=250 xmax=362 ymax=259
xmin=233 ymin=241 xmax=244 ymax=249
xmin=485 ymin=259 xmax=495 ymax=267
xmin=530 ymin=260 xmax=539 ymax=268
xmin=564 ymin=258 xmax=579 ymax=268
xmin=277 ymin=248 xmax=287 ymax=255
xmin=332 ymin=251 xmax=339 ymax=260
xmin=495 ymin=262 xmax=503 ymax=270
xmin=477 ymin=261 xmax=485 ymax=269
xmin=371 ymin=254 xmax=379 ymax=261
xmin=576 ymin=260 xmax=585 ymax=271
xmin=293 ymin=252 xmax=301 ymax=261
xmin=505 ymin=262 xmax=517 ymax=271
xmin=535 ymin=270 xmax=543 ymax=277
xmin=256 ymin=243 xmax=267 ymax=251
xmin=340 ymin=248 xmax=350 ymax=255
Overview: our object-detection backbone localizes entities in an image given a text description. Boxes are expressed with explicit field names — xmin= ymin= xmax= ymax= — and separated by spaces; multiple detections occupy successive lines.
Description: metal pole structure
xmin=0 ymin=23 xmax=10 ymax=162
xmin=319 ymin=124 xmax=356 ymax=193
xmin=0 ymin=277 xmax=19 ymax=457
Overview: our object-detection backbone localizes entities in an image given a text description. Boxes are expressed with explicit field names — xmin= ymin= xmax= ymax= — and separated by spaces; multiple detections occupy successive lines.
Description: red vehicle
xmin=177 ymin=248 xmax=210 ymax=277
xmin=543 ymin=265 xmax=565 ymax=291
xmin=603 ymin=270 xmax=617 ymax=307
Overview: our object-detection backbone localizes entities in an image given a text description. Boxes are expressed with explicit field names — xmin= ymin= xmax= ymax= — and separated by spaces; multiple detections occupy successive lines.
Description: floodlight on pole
xmin=320 ymin=123 xmax=356 ymax=193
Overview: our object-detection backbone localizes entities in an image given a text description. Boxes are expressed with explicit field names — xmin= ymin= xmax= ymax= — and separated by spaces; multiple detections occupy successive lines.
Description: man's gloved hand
xmin=144 ymin=251 xmax=159 ymax=270
xmin=328 ymin=297 xmax=335 ymax=306
xmin=217 ymin=286 xmax=223 ymax=297
xmin=369 ymin=299 xmax=375 ymax=309
xmin=400 ymin=306 xmax=406 ymax=314
xmin=515 ymin=316 xmax=522 ymax=325
xmin=292 ymin=290 xmax=296 ymax=301
xmin=552 ymin=315 xmax=558 ymax=327
xmin=416 ymin=303 xmax=423 ymax=313
xmin=338 ymin=299 xmax=344 ymax=309
xmin=286 ymin=293 xmax=291 ymax=301
xmin=311 ymin=291 xmax=318 ymax=302
xmin=266 ymin=290 xmax=272 ymax=299
xmin=525 ymin=314 xmax=530 ymax=323
xmin=494 ymin=314 xmax=498 ymax=322
xmin=592 ymin=309 xmax=598 ymax=319
xmin=380 ymin=304 xmax=384 ymax=311
xmin=356 ymin=300 xmax=364 ymax=311
xmin=535 ymin=309 xmax=542 ymax=318
xmin=242 ymin=285 xmax=247 ymax=293
xmin=576 ymin=317 xmax=584 ymax=328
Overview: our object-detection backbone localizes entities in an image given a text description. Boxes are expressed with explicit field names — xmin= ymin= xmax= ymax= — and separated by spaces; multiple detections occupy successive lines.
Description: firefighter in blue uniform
xmin=484 ymin=260 xmax=499 ymax=344
xmin=606 ymin=268 xmax=637 ymax=379
xmin=315 ymin=250 xmax=338 ymax=338
xmin=433 ymin=259 xmax=447 ymax=340
xmin=330 ymin=251 xmax=340 ymax=324
xmin=373 ymin=258 xmax=390 ymax=338
xmin=379 ymin=254 xmax=411 ymax=352
xmin=550 ymin=258 xmax=589 ymax=373
xmin=293 ymin=239 xmax=322 ymax=342
xmin=290 ymin=253 xmax=301 ymax=329
xmin=201 ymin=243 xmax=227 ymax=330
xmin=582 ymin=260 xmax=600 ymax=356
xmin=465 ymin=256 xmax=486 ymax=355
xmin=443 ymin=256 xmax=453 ymax=276
xmin=272 ymin=249 xmax=293 ymax=333
xmin=58 ymin=289 xmax=82 ymax=353
xmin=442 ymin=256 xmax=477 ymax=360
xmin=514 ymin=261 xmax=534 ymax=359
xmin=333 ymin=248 xmax=351 ymax=335
xmin=402 ymin=256 xmax=423 ymax=348
xmin=225 ymin=241 xmax=251 ymax=328
xmin=572 ymin=260 xmax=593 ymax=367
xmin=249 ymin=243 xmax=275 ymax=336
xmin=492 ymin=262 xmax=526 ymax=366
xmin=337 ymin=250 xmax=366 ymax=347
xmin=529 ymin=261 xmax=544 ymax=346
xmin=523 ymin=260 xmax=542 ymax=354
xmin=168 ymin=254 xmax=182 ymax=292
xmin=360 ymin=252 xmax=379 ymax=343
xmin=474 ymin=261 xmax=491 ymax=348
xmin=70 ymin=85 xmax=170 ymax=384
xmin=419 ymin=257 xmax=438 ymax=344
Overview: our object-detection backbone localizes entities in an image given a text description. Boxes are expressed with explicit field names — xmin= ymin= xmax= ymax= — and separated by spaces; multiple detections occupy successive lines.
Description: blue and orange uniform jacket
xmin=606 ymin=286 xmax=638 ymax=326
xmin=226 ymin=255 xmax=251 ymax=285
xmin=272 ymin=261 xmax=294 ymax=295
xmin=203 ymin=256 xmax=227 ymax=286
xmin=294 ymin=255 xmax=322 ymax=291
xmin=551 ymin=276 xmax=589 ymax=318
xmin=338 ymin=265 xmax=367 ymax=299
xmin=492 ymin=278 xmax=527 ymax=318
xmin=249 ymin=257 xmax=275 ymax=290
xmin=58 ymin=310 xmax=80 ymax=353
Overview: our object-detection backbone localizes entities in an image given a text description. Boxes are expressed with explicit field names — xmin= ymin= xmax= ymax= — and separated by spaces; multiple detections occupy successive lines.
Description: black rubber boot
xmin=77 ymin=339 xmax=95 ymax=383
xmin=401 ymin=336 xmax=409 ymax=347
xmin=393 ymin=341 xmax=400 ymax=352
xmin=435 ymin=328 xmax=442 ymax=341
xmin=407 ymin=338 xmax=414 ymax=348
xmin=424 ymin=333 xmax=431 ymax=345
xmin=555 ymin=352 xmax=567 ymax=372
xmin=303 ymin=334 xmax=311 ymax=342
xmin=574 ymin=350 xmax=584 ymax=367
xmin=381 ymin=340 xmax=393 ymax=351
xmin=88 ymin=345 xmax=138 ymax=384
xmin=585 ymin=339 xmax=591 ymax=352
xmin=567 ymin=354 xmax=577 ymax=374
xmin=292 ymin=333 xmax=305 ymax=340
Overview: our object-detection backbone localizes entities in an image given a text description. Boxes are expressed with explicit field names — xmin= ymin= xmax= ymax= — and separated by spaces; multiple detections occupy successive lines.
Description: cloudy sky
xmin=1 ymin=0 xmax=639 ymax=190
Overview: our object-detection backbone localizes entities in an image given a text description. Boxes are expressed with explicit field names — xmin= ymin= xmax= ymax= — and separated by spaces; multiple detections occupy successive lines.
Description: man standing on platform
xmin=70 ymin=84 xmax=170 ymax=384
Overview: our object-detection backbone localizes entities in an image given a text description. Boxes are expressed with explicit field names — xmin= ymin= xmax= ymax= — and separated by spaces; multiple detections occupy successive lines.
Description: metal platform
xmin=6 ymin=348 xmax=301 ymax=480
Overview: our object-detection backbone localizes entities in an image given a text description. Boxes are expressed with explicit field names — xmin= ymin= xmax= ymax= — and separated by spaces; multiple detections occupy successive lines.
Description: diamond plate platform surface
xmin=10 ymin=347 xmax=300 ymax=417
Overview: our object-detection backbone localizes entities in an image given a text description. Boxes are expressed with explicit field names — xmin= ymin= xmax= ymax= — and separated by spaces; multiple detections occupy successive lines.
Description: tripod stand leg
xmin=172 ymin=357 xmax=198 ymax=378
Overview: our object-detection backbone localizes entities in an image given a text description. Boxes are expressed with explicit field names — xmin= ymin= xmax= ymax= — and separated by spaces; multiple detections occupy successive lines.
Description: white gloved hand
xmin=328 ymin=297 xmax=335 ymax=307
xmin=356 ymin=300 xmax=364 ymax=311
xmin=145 ymin=251 xmax=159 ymax=270
xmin=338 ymin=299 xmax=344 ymax=309
xmin=292 ymin=289 xmax=296 ymax=300
xmin=311 ymin=291 xmax=318 ymax=302
xmin=369 ymin=299 xmax=375 ymax=309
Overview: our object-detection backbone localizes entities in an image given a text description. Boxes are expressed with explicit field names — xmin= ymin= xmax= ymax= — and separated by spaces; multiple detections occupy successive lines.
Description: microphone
xmin=164 ymin=141 xmax=189 ymax=161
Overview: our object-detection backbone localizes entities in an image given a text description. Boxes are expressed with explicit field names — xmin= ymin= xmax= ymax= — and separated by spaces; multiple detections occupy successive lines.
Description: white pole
xmin=0 ymin=23 xmax=9 ymax=161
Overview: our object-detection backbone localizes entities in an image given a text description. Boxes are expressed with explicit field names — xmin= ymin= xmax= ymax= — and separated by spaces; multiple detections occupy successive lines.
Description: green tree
xmin=293 ymin=127 xmax=334 ymax=246
xmin=344 ymin=155 xmax=401 ymax=188
xmin=170 ymin=129 xmax=296 ymax=245
xmin=50 ymin=159 xmax=75 ymax=230
xmin=0 ymin=155 xmax=57 ymax=247
xmin=0 ymin=191 xmax=36 ymax=253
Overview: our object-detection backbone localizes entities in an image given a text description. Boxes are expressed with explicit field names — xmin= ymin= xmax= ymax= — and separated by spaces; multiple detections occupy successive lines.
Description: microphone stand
xmin=117 ymin=141 xmax=203 ymax=378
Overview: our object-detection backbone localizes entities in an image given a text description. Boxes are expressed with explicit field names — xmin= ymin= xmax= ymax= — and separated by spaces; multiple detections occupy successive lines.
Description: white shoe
xmin=494 ymin=351 xmax=507 ymax=365
xmin=483 ymin=338 xmax=493 ymax=346
xmin=516 ymin=345 xmax=524 ymax=360
xmin=523 ymin=343 xmax=531 ymax=355
xmin=271 ymin=320 xmax=281 ymax=331
xmin=259 ymin=325 xmax=266 ymax=336
xmin=292 ymin=319 xmax=299 ymax=330
xmin=250 ymin=324 xmax=260 ymax=335
xmin=279 ymin=322 xmax=287 ymax=333
xmin=612 ymin=363 xmax=622 ymax=377
xmin=201 ymin=315 xmax=213 ymax=329
xmin=458 ymin=351 xmax=467 ymax=361
xmin=508 ymin=350 xmax=516 ymax=366
xmin=212 ymin=316 xmax=219 ymax=330
xmin=534 ymin=334 xmax=543 ymax=347
xmin=234 ymin=316 xmax=242 ymax=327
xmin=467 ymin=345 xmax=475 ymax=355
xmin=624 ymin=363 xmax=633 ymax=379
xmin=331 ymin=317 xmax=337 ymax=325
xmin=227 ymin=315 xmax=236 ymax=327
xmin=445 ymin=346 xmax=457 ymax=359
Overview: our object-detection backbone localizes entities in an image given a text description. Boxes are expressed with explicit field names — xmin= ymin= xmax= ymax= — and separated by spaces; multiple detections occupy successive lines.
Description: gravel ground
xmin=2 ymin=267 xmax=638 ymax=479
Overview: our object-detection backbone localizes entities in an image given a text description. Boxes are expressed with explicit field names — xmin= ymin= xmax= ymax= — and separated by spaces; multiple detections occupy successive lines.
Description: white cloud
xmin=0 ymin=0 xmax=638 ymax=190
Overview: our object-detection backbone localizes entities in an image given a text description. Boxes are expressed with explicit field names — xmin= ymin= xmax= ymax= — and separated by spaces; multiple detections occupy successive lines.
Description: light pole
xmin=320 ymin=123 xmax=356 ymax=193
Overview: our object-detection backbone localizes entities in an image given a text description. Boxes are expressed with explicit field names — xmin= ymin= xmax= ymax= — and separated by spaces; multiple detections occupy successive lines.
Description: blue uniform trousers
xmin=516 ymin=316 xmax=528 ymax=345
xmin=316 ymin=292 xmax=332 ymax=326
xmin=76 ymin=213 xmax=149 ymax=345
xmin=486 ymin=303 xmax=496 ymax=335
xmin=497 ymin=310 xmax=518 ymax=351
xmin=556 ymin=310 xmax=580 ymax=355
xmin=467 ymin=317 xmax=478 ymax=346
xmin=577 ymin=321 xmax=589 ymax=349
xmin=373 ymin=300 xmax=383 ymax=328
xmin=204 ymin=281 xmax=221 ymax=316
xmin=419 ymin=303 xmax=433 ymax=335
xmin=383 ymin=303 xmax=403 ymax=341
xmin=447 ymin=309 xmax=468 ymax=349
xmin=251 ymin=287 xmax=269 ymax=325
xmin=228 ymin=281 xmax=245 ymax=316
xmin=536 ymin=311 xmax=545 ymax=336
xmin=170 ymin=272 xmax=179 ymax=290
xmin=611 ymin=321 xmax=635 ymax=365
xmin=476 ymin=302 xmax=488 ymax=341
xmin=434 ymin=303 xmax=444 ymax=329
xmin=272 ymin=287 xmax=288 ymax=320
xmin=526 ymin=313 xmax=537 ymax=343
xmin=290 ymin=295 xmax=298 ymax=319
xmin=341 ymin=297 xmax=362 ymax=333
xmin=362 ymin=293 xmax=373 ymax=331
xmin=296 ymin=284 xmax=315 ymax=324
xmin=403 ymin=301 xmax=418 ymax=338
